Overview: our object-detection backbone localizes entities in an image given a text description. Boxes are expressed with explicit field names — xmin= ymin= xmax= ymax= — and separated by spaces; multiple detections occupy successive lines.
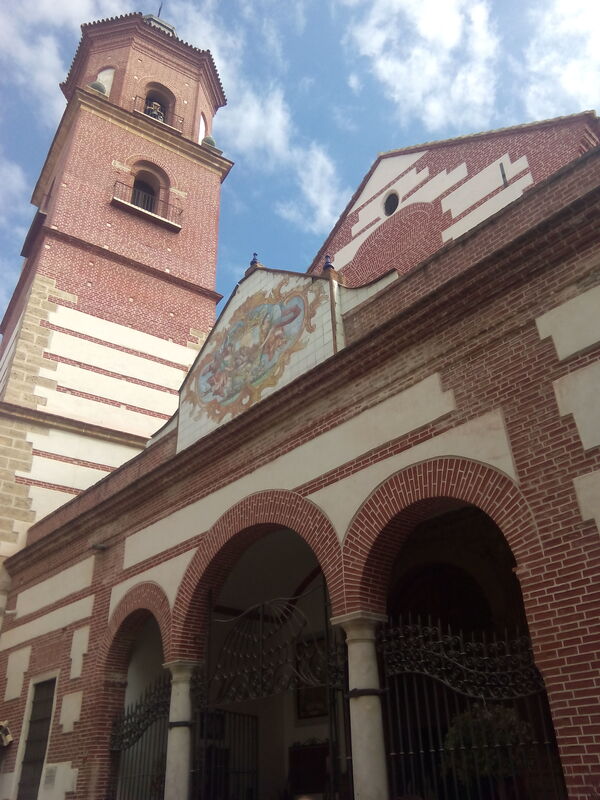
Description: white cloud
xmin=347 ymin=73 xmax=361 ymax=94
xmin=522 ymin=0 xmax=600 ymax=119
xmin=277 ymin=144 xmax=352 ymax=235
xmin=0 ymin=152 xmax=28 ymax=230
xmin=0 ymin=1 xmax=135 ymax=126
xmin=174 ymin=0 xmax=348 ymax=236
xmin=338 ymin=0 xmax=500 ymax=131
xmin=0 ymin=0 xmax=348 ymax=241
xmin=216 ymin=86 xmax=294 ymax=164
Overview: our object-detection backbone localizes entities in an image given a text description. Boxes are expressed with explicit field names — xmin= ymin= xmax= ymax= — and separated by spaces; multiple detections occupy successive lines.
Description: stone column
xmin=163 ymin=660 xmax=198 ymax=800
xmin=331 ymin=611 xmax=388 ymax=800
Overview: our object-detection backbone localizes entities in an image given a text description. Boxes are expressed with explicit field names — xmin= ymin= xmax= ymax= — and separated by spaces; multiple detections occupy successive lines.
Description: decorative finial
xmin=250 ymin=252 xmax=258 ymax=267
xmin=323 ymin=254 xmax=333 ymax=271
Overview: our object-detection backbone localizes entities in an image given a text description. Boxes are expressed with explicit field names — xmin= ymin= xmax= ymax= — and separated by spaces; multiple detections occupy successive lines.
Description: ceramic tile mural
xmin=183 ymin=276 xmax=326 ymax=424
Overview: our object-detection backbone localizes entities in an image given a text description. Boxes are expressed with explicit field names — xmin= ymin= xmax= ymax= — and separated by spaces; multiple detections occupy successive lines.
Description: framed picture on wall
xmin=296 ymin=683 xmax=328 ymax=719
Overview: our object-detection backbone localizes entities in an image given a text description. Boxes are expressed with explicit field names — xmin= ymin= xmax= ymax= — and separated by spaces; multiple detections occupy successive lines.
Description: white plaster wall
xmin=58 ymin=691 xmax=82 ymax=733
xmin=45 ymin=331 xmax=187 ymax=390
xmin=0 ymin=771 xmax=15 ymax=800
xmin=0 ymin=597 xmax=94 ymax=651
xmin=26 ymin=427 xmax=139 ymax=468
xmin=536 ymin=285 xmax=600 ymax=360
xmin=178 ymin=270 xmax=333 ymax=450
xmin=441 ymin=173 xmax=533 ymax=242
xmin=16 ymin=455 xmax=107 ymax=492
xmin=308 ymin=409 xmax=516 ymax=539
xmin=573 ymin=470 xmax=600 ymax=533
xmin=27 ymin=486 xmax=75 ymax=523
xmin=39 ymin=361 xmax=178 ymax=416
xmin=553 ymin=361 xmax=600 ymax=450
xmin=124 ymin=618 xmax=165 ymax=706
xmin=109 ymin=550 xmax=196 ymax=614
xmin=69 ymin=626 xmax=89 ymax=679
xmin=330 ymin=150 xmax=533 ymax=271
xmin=33 ymin=384 xmax=162 ymax=437
xmin=38 ymin=763 xmax=78 ymax=800
xmin=129 ymin=372 xmax=455 ymax=566
xmin=339 ymin=271 xmax=399 ymax=314
xmin=15 ymin=557 xmax=94 ymax=618
xmin=351 ymin=152 xmax=425 ymax=211
xmin=441 ymin=154 xmax=528 ymax=218
xmin=47 ymin=305 xmax=197 ymax=366
xmin=4 ymin=646 xmax=31 ymax=700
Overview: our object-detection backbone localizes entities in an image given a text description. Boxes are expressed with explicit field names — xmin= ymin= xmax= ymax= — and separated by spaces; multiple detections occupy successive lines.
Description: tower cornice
xmin=61 ymin=13 xmax=227 ymax=110
xmin=32 ymin=88 xmax=233 ymax=208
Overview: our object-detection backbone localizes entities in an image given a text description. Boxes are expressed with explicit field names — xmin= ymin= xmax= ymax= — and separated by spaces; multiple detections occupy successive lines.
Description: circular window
xmin=384 ymin=192 xmax=399 ymax=216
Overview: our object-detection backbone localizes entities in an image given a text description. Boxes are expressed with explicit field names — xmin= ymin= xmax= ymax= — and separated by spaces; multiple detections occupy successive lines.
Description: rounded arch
xmin=97 ymin=582 xmax=172 ymax=677
xmin=129 ymin=159 xmax=173 ymax=215
xmin=170 ymin=490 xmax=343 ymax=660
xmin=130 ymin=159 xmax=171 ymax=191
xmin=342 ymin=457 xmax=542 ymax=616
xmin=96 ymin=66 xmax=115 ymax=95
xmin=142 ymin=81 xmax=176 ymax=123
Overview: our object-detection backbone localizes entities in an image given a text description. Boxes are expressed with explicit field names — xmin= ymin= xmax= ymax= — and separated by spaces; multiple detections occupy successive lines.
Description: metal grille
xmin=190 ymin=707 xmax=258 ymax=800
xmin=16 ymin=679 xmax=56 ymax=800
xmin=112 ymin=181 xmax=183 ymax=225
xmin=191 ymin=589 xmax=352 ymax=799
xmin=109 ymin=674 xmax=170 ymax=800
xmin=379 ymin=619 xmax=568 ymax=800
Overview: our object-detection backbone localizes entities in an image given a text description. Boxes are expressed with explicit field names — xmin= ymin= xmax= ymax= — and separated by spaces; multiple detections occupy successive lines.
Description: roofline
xmin=377 ymin=110 xmax=599 ymax=160
xmin=308 ymin=110 xmax=599 ymax=274
xmin=61 ymin=12 xmax=226 ymax=109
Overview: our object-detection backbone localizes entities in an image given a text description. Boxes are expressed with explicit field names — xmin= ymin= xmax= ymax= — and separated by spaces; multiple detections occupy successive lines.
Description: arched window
xmin=97 ymin=67 xmax=115 ymax=96
xmin=198 ymin=112 xmax=207 ymax=143
xmin=132 ymin=176 xmax=156 ymax=213
xmin=113 ymin=160 xmax=181 ymax=228
xmin=143 ymin=83 xmax=175 ymax=126
xmin=130 ymin=167 xmax=162 ymax=214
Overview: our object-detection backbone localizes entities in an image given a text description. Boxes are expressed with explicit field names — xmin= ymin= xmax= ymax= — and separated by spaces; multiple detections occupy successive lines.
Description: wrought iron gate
xmin=379 ymin=619 xmax=568 ymax=800
xmin=190 ymin=590 xmax=351 ymax=799
xmin=109 ymin=673 xmax=170 ymax=800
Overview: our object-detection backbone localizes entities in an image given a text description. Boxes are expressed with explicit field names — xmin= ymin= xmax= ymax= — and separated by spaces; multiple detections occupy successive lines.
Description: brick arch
xmin=98 ymin=582 xmax=172 ymax=676
xmin=170 ymin=490 xmax=343 ymax=661
xmin=341 ymin=457 xmax=541 ymax=616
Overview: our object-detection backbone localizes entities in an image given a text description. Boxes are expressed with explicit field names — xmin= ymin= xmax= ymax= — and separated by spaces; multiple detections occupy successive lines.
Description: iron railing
xmin=378 ymin=618 xmax=568 ymax=800
xmin=109 ymin=674 xmax=170 ymax=800
xmin=190 ymin=706 xmax=258 ymax=800
xmin=112 ymin=181 xmax=183 ymax=226
xmin=133 ymin=95 xmax=184 ymax=132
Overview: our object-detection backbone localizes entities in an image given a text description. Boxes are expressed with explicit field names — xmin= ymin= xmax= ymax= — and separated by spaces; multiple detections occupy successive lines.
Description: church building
xmin=0 ymin=12 xmax=599 ymax=800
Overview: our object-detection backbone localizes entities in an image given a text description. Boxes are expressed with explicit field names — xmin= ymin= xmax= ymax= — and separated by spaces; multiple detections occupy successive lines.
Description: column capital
xmin=163 ymin=659 xmax=199 ymax=683
xmin=330 ymin=610 xmax=386 ymax=641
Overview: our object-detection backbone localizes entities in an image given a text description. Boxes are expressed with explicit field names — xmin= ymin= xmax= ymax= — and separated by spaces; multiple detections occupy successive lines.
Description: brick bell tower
xmin=0 ymin=13 xmax=231 ymax=588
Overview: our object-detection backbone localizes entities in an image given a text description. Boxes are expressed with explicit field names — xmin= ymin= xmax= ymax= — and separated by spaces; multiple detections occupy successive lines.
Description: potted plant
xmin=443 ymin=704 xmax=533 ymax=799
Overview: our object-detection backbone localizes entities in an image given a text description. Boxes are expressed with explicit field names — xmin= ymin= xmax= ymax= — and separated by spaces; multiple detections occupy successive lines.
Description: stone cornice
xmin=61 ymin=14 xmax=226 ymax=110
xmin=0 ymin=401 xmax=147 ymax=448
xmin=32 ymin=88 xmax=233 ymax=207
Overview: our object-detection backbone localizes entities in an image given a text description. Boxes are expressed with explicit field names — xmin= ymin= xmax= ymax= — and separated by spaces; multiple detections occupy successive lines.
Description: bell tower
xmin=0 ymin=13 xmax=232 ymax=573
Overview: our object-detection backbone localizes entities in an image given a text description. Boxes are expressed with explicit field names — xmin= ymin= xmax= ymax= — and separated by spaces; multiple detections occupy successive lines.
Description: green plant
xmin=443 ymin=703 xmax=533 ymax=784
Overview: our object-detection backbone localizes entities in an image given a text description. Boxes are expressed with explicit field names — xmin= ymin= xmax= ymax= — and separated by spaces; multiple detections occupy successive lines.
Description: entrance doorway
xmin=380 ymin=505 xmax=567 ymax=800
xmin=191 ymin=528 xmax=351 ymax=800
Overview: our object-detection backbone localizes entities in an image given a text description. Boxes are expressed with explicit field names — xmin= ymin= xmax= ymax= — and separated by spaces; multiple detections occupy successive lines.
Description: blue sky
xmin=0 ymin=0 xmax=599 ymax=321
